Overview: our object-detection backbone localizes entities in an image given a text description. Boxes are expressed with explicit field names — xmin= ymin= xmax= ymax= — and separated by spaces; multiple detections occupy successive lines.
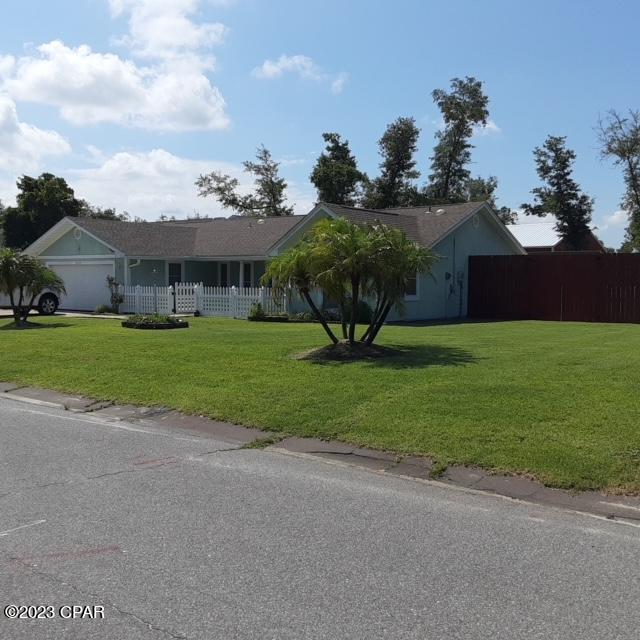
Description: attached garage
xmin=45 ymin=261 xmax=114 ymax=311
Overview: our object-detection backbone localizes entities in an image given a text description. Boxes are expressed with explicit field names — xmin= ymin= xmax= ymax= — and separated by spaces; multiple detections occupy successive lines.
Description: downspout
xmin=128 ymin=259 xmax=141 ymax=287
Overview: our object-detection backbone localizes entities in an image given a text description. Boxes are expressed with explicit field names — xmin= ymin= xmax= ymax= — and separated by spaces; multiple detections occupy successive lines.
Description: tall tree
xmin=361 ymin=117 xmax=421 ymax=208
xmin=464 ymin=176 xmax=517 ymax=224
xmin=79 ymin=202 xmax=129 ymax=221
xmin=196 ymin=145 xmax=293 ymax=216
xmin=598 ymin=110 xmax=640 ymax=252
xmin=521 ymin=135 xmax=593 ymax=249
xmin=0 ymin=200 xmax=5 ymax=247
xmin=425 ymin=77 xmax=489 ymax=202
xmin=310 ymin=132 xmax=365 ymax=205
xmin=2 ymin=174 xmax=84 ymax=249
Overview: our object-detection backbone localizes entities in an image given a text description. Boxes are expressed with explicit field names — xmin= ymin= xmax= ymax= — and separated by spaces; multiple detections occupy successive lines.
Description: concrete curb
xmin=2 ymin=383 xmax=639 ymax=522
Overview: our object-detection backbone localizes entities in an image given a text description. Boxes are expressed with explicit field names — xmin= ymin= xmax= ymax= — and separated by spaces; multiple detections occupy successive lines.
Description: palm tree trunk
xmin=348 ymin=277 xmax=359 ymax=345
xmin=338 ymin=299 xmax=348 ymax=339
xmin=362 ymin=293 xmax=385 ymax=342
xmin=365 ymin=302 xmax=393 ymax=345
xmin=302 ymin=290 xmax=338 ymax=344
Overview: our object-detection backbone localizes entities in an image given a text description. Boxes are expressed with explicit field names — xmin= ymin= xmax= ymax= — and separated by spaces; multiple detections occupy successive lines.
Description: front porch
xmin=124 ymin=259 xmax=266 ymax=288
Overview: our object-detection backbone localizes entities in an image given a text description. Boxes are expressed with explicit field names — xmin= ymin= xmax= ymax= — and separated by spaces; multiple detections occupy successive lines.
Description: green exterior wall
xmin=387 ymin=209 xmax=519 ymax=322
xmin=115 ymin=258 xmax=125 ymax=284
xmin=184 ymin=261 xmax=218 ymax=285
xmin=129 ymin=260 xmax=166 ymax=286
xmin=253 ymin=261 xmax=265 ymax=285
xmin=41 ymin=228 xmax=114 ymax=256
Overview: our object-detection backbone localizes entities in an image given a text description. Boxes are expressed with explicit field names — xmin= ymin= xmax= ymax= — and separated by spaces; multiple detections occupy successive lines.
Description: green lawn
xmin=1 ymin=316 xmax=639 ymax=493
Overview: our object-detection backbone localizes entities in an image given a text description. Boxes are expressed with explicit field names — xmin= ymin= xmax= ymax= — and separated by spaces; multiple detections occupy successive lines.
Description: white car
xmin=0 ymin=291 xmax=60 ymax=315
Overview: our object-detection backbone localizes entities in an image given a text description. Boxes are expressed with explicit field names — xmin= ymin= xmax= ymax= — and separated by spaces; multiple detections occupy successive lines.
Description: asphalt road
xmin=1 ymin=398 xmax=639 ymax=640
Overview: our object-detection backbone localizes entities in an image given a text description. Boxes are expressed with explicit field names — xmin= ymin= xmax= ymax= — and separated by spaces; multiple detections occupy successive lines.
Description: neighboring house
xmin=23 ymin=201 xmax=524 ymax=320
xmin=506 ymin=220 xmax=604 ymax=253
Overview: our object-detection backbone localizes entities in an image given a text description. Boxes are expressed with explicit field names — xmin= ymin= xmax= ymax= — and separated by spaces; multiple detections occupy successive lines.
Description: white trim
xmin=125 ymin=255 xmax=267 ymax=262
xmin=45 ymin=260 xmax=114 ymax=266
xmin=23 ymin=218 xmax=75 ymax=256
xmin=404 ymin=271 xmax=419 ymax=301
xmin=36 ymin=254 xmax=115 ymax=260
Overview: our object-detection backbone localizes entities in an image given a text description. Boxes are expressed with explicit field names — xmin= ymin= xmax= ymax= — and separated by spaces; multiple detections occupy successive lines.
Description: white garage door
xmin=47 ymin=262 xmax=114 ymax=311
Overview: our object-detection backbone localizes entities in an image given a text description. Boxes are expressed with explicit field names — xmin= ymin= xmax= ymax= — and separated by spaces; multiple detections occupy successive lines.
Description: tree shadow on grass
xmin=299 ymin=342 xmax=479 ymax=369
xmin=0 ymin=321 xmax=73 ymax=331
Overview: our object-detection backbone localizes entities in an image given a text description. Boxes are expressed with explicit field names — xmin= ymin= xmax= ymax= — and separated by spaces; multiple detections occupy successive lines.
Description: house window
xmin=405 ymin=272 xmax=418 ymax=298
xmin=168 ymin=263 xmax=182 ymax=286
xmin=242 ymin=262 xmax=253 ymax=288
xmin=220 ymin=263 xmax=228 ymax=287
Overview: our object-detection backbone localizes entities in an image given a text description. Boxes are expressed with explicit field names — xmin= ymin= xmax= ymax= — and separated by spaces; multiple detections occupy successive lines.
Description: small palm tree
xmin=262 ymin=243 xmax=339 ymax=344
xmin=362 ymin=225 xmax=437 ymax=344
xmin=309 ymin=218 xmax=374 ymax=344
xmin=0 ymin=249 xmax=65 ymax=326
xmin=263 ymin=218 xmax=437 ymax=348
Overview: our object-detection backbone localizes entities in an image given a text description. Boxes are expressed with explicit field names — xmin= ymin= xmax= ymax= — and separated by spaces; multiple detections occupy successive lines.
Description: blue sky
xmin=0 ymin=0 xmax=638 ymax=246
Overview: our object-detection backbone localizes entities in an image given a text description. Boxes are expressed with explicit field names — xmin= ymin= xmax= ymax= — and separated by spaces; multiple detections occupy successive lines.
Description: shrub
xmin=122 ymin=314 xmax=188 ymax=330
xmin=129 ymin=314 xmax=178 ymax=324
xmin=343 ymin=299 xmax=373 ymax=324
xmin=94 ymin=304 xmax=115 ymax=314
xmin=291 ymin=311 xmax=317 ymax=322
xmin=248 ymin=302 xmax=266 ymax=320
xmin=106 ymin=276 xmax=124 ymax=313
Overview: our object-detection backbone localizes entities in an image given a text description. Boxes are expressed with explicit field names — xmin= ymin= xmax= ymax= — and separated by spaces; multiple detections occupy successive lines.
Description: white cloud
xmin=1 ymin=1 xmax=230 ymax=132
xmin=108 ymin=0 xmax=227 ymax=60
xmin=473 ymin=119 xmax=501 ymax=137
xmin=252 ymin=54 xmax=348 ymax=95
xmin=252 ymin=54 xmax=323 ymax=81
xmin=67 ymin=148 xmax=314 ymax=220
xmin=0 ymin=94 xmax=70 ymax=173
xmin=601 ymin=209 xmax=627 ymax=230
xmin=330 ymin=71 xmax=349 ymax=95
xmin=3 ymin=40 xmax=228 ymax=131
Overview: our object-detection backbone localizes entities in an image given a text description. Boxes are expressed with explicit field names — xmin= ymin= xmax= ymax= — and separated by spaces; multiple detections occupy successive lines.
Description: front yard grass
xmin=1 ymin=317 xmax=639 ymax=493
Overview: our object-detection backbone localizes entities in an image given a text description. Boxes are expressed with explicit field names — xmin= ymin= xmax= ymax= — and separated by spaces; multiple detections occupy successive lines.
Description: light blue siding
xmin=388 ymin=209 xmax=519 ymax=322
xmin=129 ymin=260 xmax=166 ymax=286
xmin=185 ymin=261 xmax=218 ymax=285
xmin=41 ymin=228 xmax=114 ymax=256
xmin=115 ymin=258 xmax=125 ymax=284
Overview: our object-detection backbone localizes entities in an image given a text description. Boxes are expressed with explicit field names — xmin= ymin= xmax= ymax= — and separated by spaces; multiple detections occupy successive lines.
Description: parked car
xmin=0 ymin=291 xmax=60 ymax=315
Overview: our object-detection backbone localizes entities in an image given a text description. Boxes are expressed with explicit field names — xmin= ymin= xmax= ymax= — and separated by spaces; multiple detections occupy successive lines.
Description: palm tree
xmin=262 ymin=244 xmax=339 ymax=344
xmin=263 ymin=218 xmax=437 ymax=348
xmin=0 ymin=249 xmax=65 ymax=326
xmin=309 ymin=218 xmax=375 ymax=344
xmin=362 ymin=226 xmax=436 ymax=344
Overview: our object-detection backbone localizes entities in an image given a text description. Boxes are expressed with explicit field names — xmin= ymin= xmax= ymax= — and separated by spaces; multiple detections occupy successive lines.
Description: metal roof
xmin=506 ymin=221 xmax=561 ymax=248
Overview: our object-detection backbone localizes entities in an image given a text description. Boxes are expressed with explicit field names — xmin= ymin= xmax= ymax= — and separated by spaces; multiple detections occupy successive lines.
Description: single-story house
xmin=506 ymin=220 xmax=604 ymax=253
xmin=23 ymin=200 xmax=524 ymax=320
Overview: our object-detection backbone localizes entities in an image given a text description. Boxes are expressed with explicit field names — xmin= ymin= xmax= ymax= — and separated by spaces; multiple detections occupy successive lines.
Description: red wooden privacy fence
xmin=468 ymin=254 xmax=640 ymax=323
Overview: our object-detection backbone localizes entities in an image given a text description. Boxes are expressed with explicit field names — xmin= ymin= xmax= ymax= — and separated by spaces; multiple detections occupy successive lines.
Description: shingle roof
xmin=70 ymin=201 xmax=490 ymax=258
xmin=72 ymin=215 xmax=306 ymax=257
xmin=321 ymin=201 xmax=485 ymax=248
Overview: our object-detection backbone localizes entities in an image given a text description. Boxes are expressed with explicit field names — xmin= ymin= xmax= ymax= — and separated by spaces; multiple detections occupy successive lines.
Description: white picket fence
xmin=119 ymin=283 xmax=287 ymax=319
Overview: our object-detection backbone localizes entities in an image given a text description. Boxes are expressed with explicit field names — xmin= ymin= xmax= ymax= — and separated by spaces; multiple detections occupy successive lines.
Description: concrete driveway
xmin=1 ymin=397 xmax=639 ymax=639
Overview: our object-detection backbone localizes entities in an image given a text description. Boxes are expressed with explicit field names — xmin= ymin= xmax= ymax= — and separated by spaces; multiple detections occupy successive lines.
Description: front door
xmin=168 ymin=263 xmax=182 ymax=286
